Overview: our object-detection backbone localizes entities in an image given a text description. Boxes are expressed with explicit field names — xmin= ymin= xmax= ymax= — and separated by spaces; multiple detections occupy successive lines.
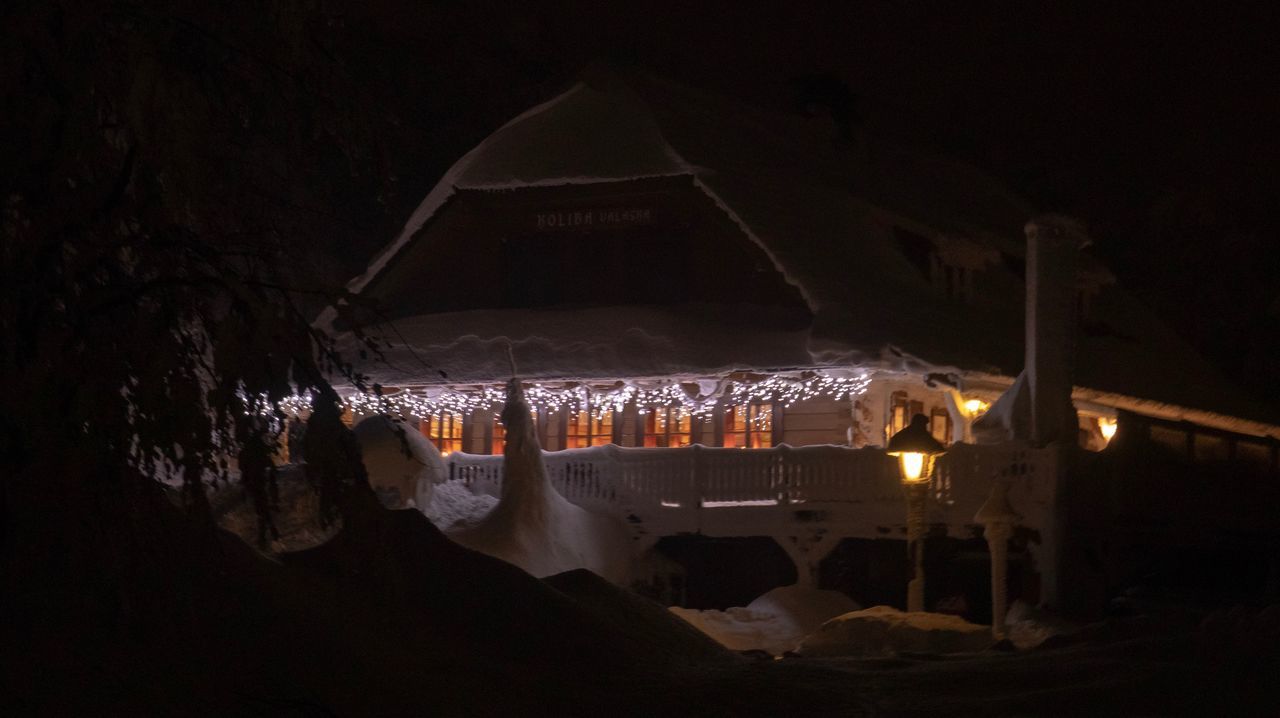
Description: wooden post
xmin=975 ymin=478 xmax=1020 ymax=639
xmin=904 ymin=481 xmax=928 ymax=612
xmin=985 ymin=521 xmax=1014 ymax=639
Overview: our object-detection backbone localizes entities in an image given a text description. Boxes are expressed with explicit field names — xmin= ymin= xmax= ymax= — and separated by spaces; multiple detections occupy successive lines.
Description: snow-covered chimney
xmin=1024 ymin=215 xmax=1088 ymax=446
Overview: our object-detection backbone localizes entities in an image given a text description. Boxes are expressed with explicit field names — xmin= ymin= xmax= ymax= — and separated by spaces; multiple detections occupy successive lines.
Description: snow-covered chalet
xmin=329 ymin=69 xmax=1280 ymax=616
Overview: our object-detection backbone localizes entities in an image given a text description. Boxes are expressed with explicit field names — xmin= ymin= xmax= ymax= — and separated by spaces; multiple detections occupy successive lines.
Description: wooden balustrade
xmin=444 ymin=443 xmax=1053 ymax=523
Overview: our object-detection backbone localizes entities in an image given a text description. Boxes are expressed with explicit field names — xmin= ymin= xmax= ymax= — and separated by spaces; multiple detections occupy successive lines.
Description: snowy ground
xmin=797 ymin=605 xmax=994 ymax=657
xmin=194 ymin=391 xmax=1277 ymax=715
xmin=665 ymin=583 xmax=1279 ymax=715
xmin=668 ymin=583 xmax=1072 ymax=659
xmin=670 ymin=602 xmax=1280 ymax=716
xmin=165 ymin=470 xmax=1278 ymax=716
xmin=671 ymin=585 xmax=860 ymax=655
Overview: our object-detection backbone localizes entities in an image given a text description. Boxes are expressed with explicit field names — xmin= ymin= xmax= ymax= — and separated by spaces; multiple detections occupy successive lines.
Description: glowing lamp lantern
xmin=1098 ymin=416 xmax=1118 ymax=443
xmin=963 ymin=398 xmax=989 ymax=417
xmin=887 ymin=414 xmax=947 ymax=483
xmin=887 ymin=414 xmax=947 ymax=612
xmin=899 ymin=450 xmax=927 ymax=482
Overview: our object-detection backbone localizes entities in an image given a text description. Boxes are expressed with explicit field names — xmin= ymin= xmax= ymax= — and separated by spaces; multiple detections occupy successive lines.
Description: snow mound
xmin=670 ymin=584 xmax=860 ymax=656
xmin=421 ymin=479 xmax=498 ymax=531
xmin=797 ymin=605 xmax=994 ymax=657
xmin=352 ymin=415 xmax=446 ymax=509
xmin=1004 ymin=599 xmax=1071 ymax=649
xmin=449 ymin=380 xmax=632 ymax=582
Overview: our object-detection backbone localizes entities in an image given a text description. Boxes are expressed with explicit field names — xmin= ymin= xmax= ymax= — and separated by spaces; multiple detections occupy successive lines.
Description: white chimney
xmin=1024 ymin=215 xmax=1089 ymax=447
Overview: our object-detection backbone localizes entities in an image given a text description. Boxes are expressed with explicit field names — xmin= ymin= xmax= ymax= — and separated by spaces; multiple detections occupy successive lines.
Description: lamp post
xmin=887 ymin=413 xmax=947 ymax=613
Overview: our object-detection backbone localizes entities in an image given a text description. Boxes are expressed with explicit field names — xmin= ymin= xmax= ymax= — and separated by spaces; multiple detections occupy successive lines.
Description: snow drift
xmin=421 ymin=480 xmax=498 ymax=532
xmin=670 ymin=584 xmax=860 ymax=656
xmin=797 ymin=605 xmax=994 ymax=656
xmin=448 ymin=379 xmax=631 ymax=582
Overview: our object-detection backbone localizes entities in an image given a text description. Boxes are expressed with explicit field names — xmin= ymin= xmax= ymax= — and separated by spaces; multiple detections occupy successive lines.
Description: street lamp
xmin=887 ymin=413 xmax=947 ymax=612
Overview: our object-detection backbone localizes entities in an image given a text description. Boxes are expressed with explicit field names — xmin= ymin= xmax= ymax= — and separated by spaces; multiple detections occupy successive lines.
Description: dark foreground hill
xmin=5 ymin=476 xmax=1278 ymax=716
xmin=0 ymin=486 xmax=866 ymax=716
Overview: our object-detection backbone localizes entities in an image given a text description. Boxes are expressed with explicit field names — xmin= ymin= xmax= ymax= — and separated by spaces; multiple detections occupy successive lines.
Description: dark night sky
xmin=351 ymin=1 xmax=1278 ymax=409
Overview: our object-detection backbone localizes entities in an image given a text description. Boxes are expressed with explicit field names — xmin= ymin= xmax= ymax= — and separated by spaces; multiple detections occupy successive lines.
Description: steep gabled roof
xmin=336 ymin=69 xmax=1273 ymax=424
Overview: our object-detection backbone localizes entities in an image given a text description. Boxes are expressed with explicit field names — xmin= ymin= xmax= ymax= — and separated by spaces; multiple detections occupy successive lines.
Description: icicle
xmin=504 ymin=340 xmax=518 ymax=380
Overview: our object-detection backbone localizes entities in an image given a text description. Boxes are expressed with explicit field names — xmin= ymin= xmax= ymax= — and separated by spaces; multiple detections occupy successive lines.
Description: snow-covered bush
xmin=352 ymin=415 xmax=446 ymax=509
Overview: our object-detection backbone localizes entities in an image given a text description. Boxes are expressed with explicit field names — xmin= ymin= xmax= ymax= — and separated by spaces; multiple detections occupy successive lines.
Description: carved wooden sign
xmin=533 ymin=207 xmax=654 ymax=231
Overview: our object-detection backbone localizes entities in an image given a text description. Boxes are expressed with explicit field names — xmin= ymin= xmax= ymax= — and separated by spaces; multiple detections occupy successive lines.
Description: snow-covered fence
xmin=447 ymin=444 xmax=894 ymax=509
xmin=448 ymin=457 xmax=504 ymax=497
xmin=932 ymin=443 xmax=1056 ymax=521
xmin=446 ymin=442 xmax=1056 ymax=535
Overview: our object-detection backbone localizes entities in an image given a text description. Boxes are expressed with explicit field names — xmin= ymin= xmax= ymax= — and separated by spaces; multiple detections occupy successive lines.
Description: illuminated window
xmin=565 ymin=404 xmax=614 ymax=449
xmin=644 ymin=406 xmax=693 ymax=447
xmin=723 ymin=402 xmax=773 ymax=448
xmin=929 ymin=407 xmax=952 ymax=446
xmin=490 ymin=417 xmax=506 ymax=454
xmin=887 ymin=391 xmax=924 ymax=441
xmin=421 ymin=410 xmax=464 ymax=455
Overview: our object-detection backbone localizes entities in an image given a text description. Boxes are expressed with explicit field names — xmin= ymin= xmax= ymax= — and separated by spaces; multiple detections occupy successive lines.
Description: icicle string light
xmin=285 ymin=370 xmax=874 ymax=421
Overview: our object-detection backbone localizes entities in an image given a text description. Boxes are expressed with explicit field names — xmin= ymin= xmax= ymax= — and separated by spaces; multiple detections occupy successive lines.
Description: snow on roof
xmin=336 ymin=68 xmax=1273 ymax=423
xmin=335 ymin=304 xmax=813 ymax=386
xmin=339 ymin=80 xmax=687 ymax=302
xmin=452 ymin=81 xmax=689 ymax=188
xmin=338 ymin=73 xmax=818 ymax=318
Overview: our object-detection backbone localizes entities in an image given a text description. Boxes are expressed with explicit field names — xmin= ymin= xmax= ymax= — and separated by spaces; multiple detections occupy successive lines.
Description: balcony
xmin=446 ymin=442 xmax=1057 ymax=541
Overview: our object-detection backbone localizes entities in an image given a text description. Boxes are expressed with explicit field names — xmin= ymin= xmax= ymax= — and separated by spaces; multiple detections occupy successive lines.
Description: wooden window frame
xmin=929 ymin=406 xmax=953 ymax=447
xmin=420 ymin=410 xmax=464 ymax=455
xmin=721 ymin=400 xmax=776 ymax=449
xmin=641 ymin=405 xmax=696 ymax=448
xmin=887 ymin=390 xmax=924 ymax=441
xmin=557 ymin=394 xmax=617 ymax=451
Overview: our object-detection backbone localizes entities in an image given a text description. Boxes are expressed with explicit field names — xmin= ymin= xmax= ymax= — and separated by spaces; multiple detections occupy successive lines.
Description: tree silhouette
xmin=1 ymin=0 xmax=399 ymax=630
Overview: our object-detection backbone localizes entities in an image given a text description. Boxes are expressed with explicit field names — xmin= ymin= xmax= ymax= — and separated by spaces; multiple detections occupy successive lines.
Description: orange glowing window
xmin=887 ymin=391 xmax=924 ymax=441
xmin=644 ymin=407 xmax=693 ymax=447
xmin=929 ymin=407 xmax=952 ymax=446
xmin=723 ymin=403 xmax=773 ymax=448
xmin=421 ymin=410 xmax=464 ymax=455
xmin=565 ymin=405 xmax=614 ymax=449
xmin=490 ymin=417 xmax=506 ymax=455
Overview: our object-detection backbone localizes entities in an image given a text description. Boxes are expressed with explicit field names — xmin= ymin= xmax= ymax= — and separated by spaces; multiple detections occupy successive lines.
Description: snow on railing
xmin=446 ymin=444 xmax=1040 ymax=505
xmin=932 ymin=443 xmax=1057 ymax=527
xmin=445 ymin=442 xmax=1057 ymax=533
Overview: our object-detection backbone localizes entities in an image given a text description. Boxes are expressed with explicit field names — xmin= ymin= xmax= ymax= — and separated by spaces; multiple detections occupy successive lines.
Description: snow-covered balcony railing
xmin=932 ymin=443 xmax=1058 ymax=531
xmin=447 ymin=444 xmax=901 ymax=512
xmin=446 ymin=442 xmax=1057 ymax=534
